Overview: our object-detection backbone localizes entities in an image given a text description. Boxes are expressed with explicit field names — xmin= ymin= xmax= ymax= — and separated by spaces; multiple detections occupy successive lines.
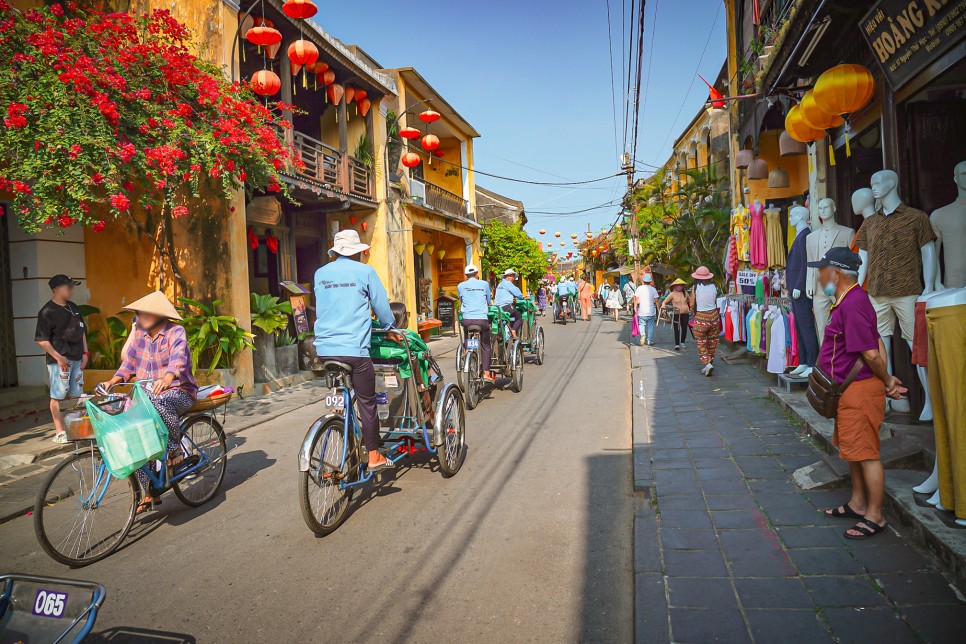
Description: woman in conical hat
xmin=100 ymin=291 xmax=198 ymax=513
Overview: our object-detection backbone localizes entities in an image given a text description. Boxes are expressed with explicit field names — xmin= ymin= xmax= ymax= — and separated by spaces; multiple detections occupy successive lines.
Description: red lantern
xmin=344 ymin=86 xmax=356 ymax=104
xmin=327 ymin=83 xmax=344 ymax=105
xmin=252 ymin=16 xmax=274 ymax=28
xmin=349 ymin=215 xmax=357 ymax=224
xmin=354 ymin=89 xmax=367 ymax=102
xmin=399 ymin=127 xmax=420 ymax=140
xmin=402 ymin=152 xmax=421 ymax=168
xmin=250 ymin=70 xmax=281 ymax=96
xmin=420 ymin=134 xmax=440 ymax=151
xmin=433 ymin=150 xmax=445 ymax=158
xmin=246 ymin=26 xmax=282 ymax=47
xmin=362 ymin=221 xmax=369 ymax=232
xmin=288 ymin=40 xmax=319 ymax=68
xmin=305 ymin=61 xmax=329 ymax=74
xmin=266 ymin=41 xmax=282 ymax=60
xmin=318 ymin=69 xmax=335 ymax=85
xmin=539 ymin=229 xmax=546 ymax=235
xmin=419 ymin=110 xmax=440 ymax=123
xmin=283 ymin=0 xmax=317 ymax=19
xmin=357 ymin=98 xmax=371 ymax=117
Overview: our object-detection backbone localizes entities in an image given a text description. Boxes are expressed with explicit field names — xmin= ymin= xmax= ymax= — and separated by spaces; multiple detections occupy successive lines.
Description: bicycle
xmin=33 ymin=382 xmax=228 ymax=566
xmin=455 ymin=303 xmax=524 ymax=409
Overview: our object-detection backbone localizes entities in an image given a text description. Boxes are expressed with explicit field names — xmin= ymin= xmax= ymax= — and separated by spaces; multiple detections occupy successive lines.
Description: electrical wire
xmin=637 ymin=0 xmax=659 ymax=136
xmin=629 ymin=0 xmax=647 ymax=166
xmin=527 ymin=199 xmax=623 ymax=216
xmin=605 ymin=0 xmax=620 ymax=160
xmin=623 ymin=0 xmax=637 ymax=155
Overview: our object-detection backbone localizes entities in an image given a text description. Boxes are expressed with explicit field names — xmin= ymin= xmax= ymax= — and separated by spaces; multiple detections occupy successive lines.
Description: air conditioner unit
xmin=410 ymin=179 xmax=426 ymax=202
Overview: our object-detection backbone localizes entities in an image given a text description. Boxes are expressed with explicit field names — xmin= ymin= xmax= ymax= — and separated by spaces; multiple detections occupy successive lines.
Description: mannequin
xmin=930 ymin=160 xmax=966 ymax=289
xmin=856 ymin=170 xmax=939 ymax=415
xmin=786 ymin=206 xmax=818 ymax=377
xmin=850 ymin=189 xmax=876 ymax=276
xmin=805 ymin=199 xmax=854 ymax=340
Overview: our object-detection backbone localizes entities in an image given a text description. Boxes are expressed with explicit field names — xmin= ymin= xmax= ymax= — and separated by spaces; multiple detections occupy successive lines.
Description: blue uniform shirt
xmin=493 ymin=278 xmax=523 ymax=307
xmin=457 ymin=277 xmax=491 ymax=319
xmin=313 ymin=257 xmax=395 ymax=358
xmin=567 ymin=282 xmax=578 ymax=296
xmin=555 ymin=282 xmax=570 ymax=297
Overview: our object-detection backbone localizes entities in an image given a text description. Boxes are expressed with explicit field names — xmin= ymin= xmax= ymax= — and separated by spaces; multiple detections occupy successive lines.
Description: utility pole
xmin=622 ymin=152 xmax=640 ymax=283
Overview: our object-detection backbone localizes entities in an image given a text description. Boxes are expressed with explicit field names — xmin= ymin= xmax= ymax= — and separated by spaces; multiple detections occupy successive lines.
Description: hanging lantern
xmin=357 ymin=98 xmax=372 ymax=117
xmin=438 ymin=249 xmax=446 ymax=260
xmin=433 ymin=150 xmax=445 ymax=158
xmin=554 ymin=232 xmax=561 ymax=238
xmin=246 ymin=26 xmax=282 ymax=47
xmin=327 ymin=83 xmax=344 ymax=105
xmin=768 ymin=166 xmax=790 ymax=188
xmin=570 ymin=233 xmax=577 ymax=239
xmin=305 ymin=61 xmax=329 ymax=75
xmin=251 ymin=16 xmax=274 ymax=28
xmin=283 ymin=0 xmax=318 ymax=19
xmin=402 ymin=152 xmax=421 ymax=168
xmin=266 ymin=41 xmax=282 ymax=59
xmin=344 ymin=86 xmax=356 ymax=104
xmin=747 ymin=158 xmax=769 ymax=180
xmin=784 ymin=105 xmax=826 ymax=143
xmin=250 ymin=70 xmax=281 ymax=96
xmin=414 ymin=241 xmax=426 ymax=255
xmin=421 ymin=134 xmax=440 ymax=151
xmin=779 ymin=131 xmax=807 ymax=156
xmin=288 ymin=40 xmax=319 ymax=68
xmin=399 ymin=126 xmax=420 ymax=140
xmin=354 ymin=89 xmax=367 ymax=102
xmin=349 ymin=215 xmax=357 ymax=224
xmin=539 ymin=229 xmax=546 ymax=235
xmin=799 ymin=90 xmax=844 ymax=131
xmin=419 ymin=110 xmax=441 ymax=123
xmin=361 ymin=221 xmax=369 ymax=232
xmin=813 ymin=64 xmax=875 ymax=117
xmin=426 ymin=243 xmax=435 ymax=256
xmin=735 ymin=149 xmax=754 ymax=169
xmin=560 ymin=242 xmax=566 ymax=247
xmin=318 ymin=69 xmax=336 ymax=85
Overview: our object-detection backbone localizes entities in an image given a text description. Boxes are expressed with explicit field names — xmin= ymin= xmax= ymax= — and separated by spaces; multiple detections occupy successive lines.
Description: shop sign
xmin=438 ymin=259 xmax=465 ymax=287
xmin=436 ymin=296 xmax=455 ymax=328
xmin=860 ymin=0 xmax=966 ymax=89
xmin=736 ymin=270 xmax=758 ymax=288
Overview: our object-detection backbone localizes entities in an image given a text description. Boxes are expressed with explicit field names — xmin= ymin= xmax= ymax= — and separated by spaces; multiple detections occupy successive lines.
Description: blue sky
xmin=313 ymin=0 xmax=726 ymax=238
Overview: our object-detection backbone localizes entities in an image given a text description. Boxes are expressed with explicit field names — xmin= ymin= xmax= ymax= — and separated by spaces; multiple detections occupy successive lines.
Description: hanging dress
xmin=749 ymin=202 xmax=768 ymax=269
xmin=765 ymin=207 xmax=786 ymax=268
xmin=731 ymin=206 xmax=751 ymax=262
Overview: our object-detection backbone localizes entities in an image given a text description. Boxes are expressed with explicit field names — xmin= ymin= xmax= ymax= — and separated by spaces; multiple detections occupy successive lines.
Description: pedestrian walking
xmin=811 ymin=249 xmax=907 ymax=540
xmin=34 ymin=275 xmax=88 ymax=444
xmin=622 ymin=277 xmax=637 ymax=318
xmin=688 ymin=266 xmax=720 ymax=376
xmin=536 ymin=283 xmax=548 ymax=317
xmin=598 ymin=280 xmax=611 ymax=316
xmin=577 ymin=274 xmax=594 ymax=321
xmin=662 ymin=278 xmax=691 ymax=350
xmin=606 ymin=279 xmax=624 ymax=321
xmin=633 ymin=274 xmax=659 ymax=346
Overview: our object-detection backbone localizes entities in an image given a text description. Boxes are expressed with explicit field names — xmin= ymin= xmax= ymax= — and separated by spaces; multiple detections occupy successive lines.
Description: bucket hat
xmin=328 ymin=229 xmax=370 ymax=257
xmin=123 ymin=291 xmax=182 ymax=320
xmin=502 ymin=268 xmax=518 ymax=278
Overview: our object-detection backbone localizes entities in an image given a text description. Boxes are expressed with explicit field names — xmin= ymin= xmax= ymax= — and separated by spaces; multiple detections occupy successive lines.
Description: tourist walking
xmin=662 ymin=278 xmax=691 ymax=350
xmin=634 ymin=274 xmax=659 ymax=346
xmin=688 ymin=266 xmax=721 ymax=376
xmin=606 ymin=280 xmax=624 ymax=321
xmin=622 ymin=277 xmax=637 ymax=318
xmin=577 ymin=274 xmax=594 ymax=321
xmin=598 ymin=280 xmax=612 ymax=316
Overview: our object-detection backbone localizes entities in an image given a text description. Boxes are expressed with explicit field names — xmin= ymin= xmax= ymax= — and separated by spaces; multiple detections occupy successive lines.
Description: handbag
xmin=806 ymin=359 xmax=864 ymax=419
xmin=687 ymin=289 xmax=696 ymax=328
xmin=631 ymin=314 xmax=640 ymax=338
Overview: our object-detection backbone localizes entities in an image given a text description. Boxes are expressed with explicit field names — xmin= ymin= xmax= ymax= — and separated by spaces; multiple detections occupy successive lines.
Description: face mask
xmin=821 ymin=281 xmax=837 ymax=297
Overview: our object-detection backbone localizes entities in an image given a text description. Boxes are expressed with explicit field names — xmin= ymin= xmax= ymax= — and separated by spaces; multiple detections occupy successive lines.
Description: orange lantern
xmin=539 ymin=229 xmax=546 ymax=235
xmin=354 ymin=89 xmax=367 ymax=102
xmin=433 ymin=150 xmax=445 ymax=158
xmin=402 ymin=152 xmax=421 ymax=168
xmin=784 ymin=105 xmax=825 ymax=143
xmin=318 ymin=69 xmax=335 ymax=85
xmin=799 ymin=90 xmax=844 ymax=131
xmin=249 ymin=70 xmax=280 ymax=96
xmin=344 ymin=86 xmax=356 ymax=104
xmin=288 ymin=40 xmax=319 ymax=68
xmin=246 ymin=26 xmax=282 ymax=47
xmin=560 ymin=242 xmax=566 ymax=247
xmin=326 ymin=83 xmax=344 ymax=105
xmin=305 ymin=61 xmax=328 ymax=74
xmin=357 ymin=98 xmax=371 ymax=117
xmin=252 ymin=16 xmax=274 ymax=28
xmin=361 ymin=221 xmax=369 ymax=232
xmin=283 ymin=0 xmax=317 ymax=19
xmin=554 ymin=232 xmax=561 ymax=238
xmin=399 ymin=127 xmax=420 ymax=140
xmin=570 ymin=233 xmax=577 ymax=239
xmin=813 ymin=65 xmax=875 ymax=118
xmin=419 ymin=110 xmax=440 ymax=123
xmin=421 ymin=134 xmax=440 ymax=151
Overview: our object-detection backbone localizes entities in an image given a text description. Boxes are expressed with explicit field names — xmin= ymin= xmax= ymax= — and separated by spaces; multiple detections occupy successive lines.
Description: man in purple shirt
xmin=809 ymin=248 xmax=906 ymax=540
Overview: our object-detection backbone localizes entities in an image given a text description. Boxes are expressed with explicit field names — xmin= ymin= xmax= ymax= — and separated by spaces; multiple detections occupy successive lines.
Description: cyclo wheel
xmin=299 ymin=417 xmax=356 ymax=536
xmin=509 ymin=344 xmax=524 ymax=393
xmin=173 ymin=414 xmax=228 ymax=507
xmin=455 ymin=341 xmax=465 ymax=375
xmin=464 ymin=351 xmax=481 ymax=410
xmin=535 ymin=327 xmax=546 ymax=365
xmin=34 ymin=448 xmax=137 ymax=566
xmin=436 ymin=387 xmax=467 ymax=477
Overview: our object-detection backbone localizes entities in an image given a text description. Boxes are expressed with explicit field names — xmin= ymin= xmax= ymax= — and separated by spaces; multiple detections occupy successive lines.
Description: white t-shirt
xmin=694 ymin=283 xmax=718 ymax=312
xmin=635 ymin=284 xmax=659 ymax=317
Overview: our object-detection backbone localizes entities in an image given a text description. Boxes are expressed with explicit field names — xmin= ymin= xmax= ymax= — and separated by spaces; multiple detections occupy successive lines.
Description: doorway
xmin=0 ymin=206 xmax=16 ymax=386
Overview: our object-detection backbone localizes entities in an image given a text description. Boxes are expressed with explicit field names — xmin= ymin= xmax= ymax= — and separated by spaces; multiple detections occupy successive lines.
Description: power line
xmin=629 ymin=0 xmax=647 ymax=165
xmin=605 ymin=0 xmax=620 ymax=160
xmin=637 ymin=0 xmax=659 ymax=137
xmin=623 ymin=0 xmax=637 ymax=154
xmin=527 ymin=199 xmax=622 ymax=215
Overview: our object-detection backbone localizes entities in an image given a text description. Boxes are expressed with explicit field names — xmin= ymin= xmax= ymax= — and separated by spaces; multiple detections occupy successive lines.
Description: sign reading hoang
xmin=860 ymin=0 xmax=966 ymax=89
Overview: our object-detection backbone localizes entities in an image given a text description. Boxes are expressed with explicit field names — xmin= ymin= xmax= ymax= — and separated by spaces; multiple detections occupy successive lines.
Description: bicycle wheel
xmin=509 ymin=344 xmax=524 ymax=393
xmin=464 ymin=351 xmax=480 ymax=410
xmin=34 ymin=449 xmax=137 ymax=566
xmin=534 ymin=327 xmax=546 ymax=365
xmin=299 ymin=418 xmax=356 ymax=536
xmin=455 ymin=341 xmax=465 ymax=375
xmin=436 ymin=387 xmax=466 ymax=477
xmin=173 ymin=415 xmax=227 ymax=507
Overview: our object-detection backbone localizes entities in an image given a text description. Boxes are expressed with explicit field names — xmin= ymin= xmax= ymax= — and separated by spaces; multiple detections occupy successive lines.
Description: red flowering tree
xmin=0 ymin=2 xmax=298 ymax=246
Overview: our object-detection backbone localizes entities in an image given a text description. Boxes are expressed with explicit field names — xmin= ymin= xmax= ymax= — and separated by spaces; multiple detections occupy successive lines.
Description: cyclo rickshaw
xmin=456 ymin=303 xmax=524 ymax=409
xmin=298 ymin=329 xmax=466 ymax=536
xmin=0 ymin=574 xmax=106 ymax=643
xmin=515 ymin=297 xmax=546 ymax=367
xmin=553 ymin=290 xmax=576 ymax=324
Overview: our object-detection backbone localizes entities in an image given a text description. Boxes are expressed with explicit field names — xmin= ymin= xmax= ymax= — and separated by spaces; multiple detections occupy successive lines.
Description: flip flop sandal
xmin=825 ymin=503 xmax=865 ymax=520
xmin=136 ymin=498 xmax=162 ymax=515
xmin=367 ymin=455 xmax=396 ymax=472
xmin=844 ymin=519 xmax=887 ymax=540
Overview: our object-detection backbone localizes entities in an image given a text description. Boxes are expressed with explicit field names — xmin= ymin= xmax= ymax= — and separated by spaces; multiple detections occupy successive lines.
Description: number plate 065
xmin=32 ymin=589 xmax=68 ymax=618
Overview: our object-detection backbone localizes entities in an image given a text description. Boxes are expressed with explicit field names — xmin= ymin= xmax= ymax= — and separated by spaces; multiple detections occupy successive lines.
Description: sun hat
xmin=48 ymin=274 xmax=81 ymax=289
xmin=670 ymin=278 xmax=688 ymax=287
xmin=806 ymin=247 xmax=862 ymax=271
xmin=328 ymin=229 xmax=370 ymax=257
xmin=643 ymin=274 xmax=653 ymax=283
xmin=691 ymin=266 xmax=714 ymax=280
xmin=502 ymin=268 xmax=518 ymax=278
xmin=464 ymin=264 xmax=479 ymax=275
xmin=123 ymin=291 xmax=182 ymax=320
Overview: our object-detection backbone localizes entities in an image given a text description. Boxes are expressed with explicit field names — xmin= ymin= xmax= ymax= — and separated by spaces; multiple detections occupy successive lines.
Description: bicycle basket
xmin=86 ymin=386 xmax=168 ymax=479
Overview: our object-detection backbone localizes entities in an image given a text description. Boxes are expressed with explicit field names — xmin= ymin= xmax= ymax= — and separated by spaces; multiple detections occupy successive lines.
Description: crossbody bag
xmin=806 ymin=358 xmax=864 ymax=419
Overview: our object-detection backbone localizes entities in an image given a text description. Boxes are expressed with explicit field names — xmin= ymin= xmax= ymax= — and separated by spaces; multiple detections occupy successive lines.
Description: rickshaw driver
xmin=555 ymin=279 xmax=571 ymax=317
xmin=494 ymin=268 xmax=524 ymax=339
xmin=458 ymin=264 xmax=497 ymax=382
xmin=313 ymin=230 xmax=397 ymax=472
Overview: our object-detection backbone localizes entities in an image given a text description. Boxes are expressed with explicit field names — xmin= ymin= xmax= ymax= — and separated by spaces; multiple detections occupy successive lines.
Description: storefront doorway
xmin=0 ymin=206 xmax=16 ymax=387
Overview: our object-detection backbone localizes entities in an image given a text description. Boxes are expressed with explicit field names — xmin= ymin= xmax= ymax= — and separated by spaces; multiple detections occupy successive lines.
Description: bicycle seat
xmin=320 ymin=360 xmax=355 ymax=374
xmin=464 ymin=323 xmax=485 ymax=333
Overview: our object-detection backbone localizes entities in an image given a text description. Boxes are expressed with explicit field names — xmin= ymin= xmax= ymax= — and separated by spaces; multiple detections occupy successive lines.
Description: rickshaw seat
xmin=463 ymin=322 xmax=486 ymax=333
xmin=0 ymin=574 xmax=105 ymax=644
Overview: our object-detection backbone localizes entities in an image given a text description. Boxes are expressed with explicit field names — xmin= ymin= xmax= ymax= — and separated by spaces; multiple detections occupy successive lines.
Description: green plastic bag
xmin=87 ymin=385 xmax=169 ymax=479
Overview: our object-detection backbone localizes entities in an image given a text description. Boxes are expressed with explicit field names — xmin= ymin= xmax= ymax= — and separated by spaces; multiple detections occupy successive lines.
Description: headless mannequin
xmin=806 ymin=199 xmax=854 ymax=341
xmin=930 ymin=160 xmax=966 ymax=289
xmin=787 ymin=206 xmax=817 ymax=377
xmin=857 ymin=170 xmax=939 ymax=415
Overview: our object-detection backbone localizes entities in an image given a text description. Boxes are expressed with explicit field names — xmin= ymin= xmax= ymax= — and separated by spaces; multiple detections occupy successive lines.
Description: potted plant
xmin=274 ymin=330 xmax=299 ymax=376
xmin=250 ymin=292 xmax=292 ymax=382
xmin=176 ymin=298 xmax=255 ymax=390
xmin=386 ymin=109 xmax=402 ymax=182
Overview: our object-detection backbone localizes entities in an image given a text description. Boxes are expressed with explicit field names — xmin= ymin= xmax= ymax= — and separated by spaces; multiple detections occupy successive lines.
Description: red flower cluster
xmin=109 ymin=193 xmax=130 ymax=211
xmin=4 ymin=102 xmax=27 ymax=129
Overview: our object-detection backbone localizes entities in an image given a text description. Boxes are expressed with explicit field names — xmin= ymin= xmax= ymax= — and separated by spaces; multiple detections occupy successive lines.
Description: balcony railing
xmin=425 ymin=181 xmax=467 ymax=219
xmin=347 ymin=156 xmax=372 ymax=199
xmin=291 ymin=131 xmax=374 ymax=201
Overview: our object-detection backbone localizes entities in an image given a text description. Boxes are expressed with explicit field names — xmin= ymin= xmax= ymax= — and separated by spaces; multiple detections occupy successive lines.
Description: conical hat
xmin=123 ymin=291 xmax=182 ymax=320
xmin=670 ymin=278 xmax=688 ymax=287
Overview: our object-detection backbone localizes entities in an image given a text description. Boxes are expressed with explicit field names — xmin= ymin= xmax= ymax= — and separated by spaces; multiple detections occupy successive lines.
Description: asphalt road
xmin=0 ymin=313 xmax=634 ymax=643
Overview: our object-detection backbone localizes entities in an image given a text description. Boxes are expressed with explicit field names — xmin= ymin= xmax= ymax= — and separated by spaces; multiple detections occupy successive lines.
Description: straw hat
xmin=123 ymin=291 xmax=182 ymax=320
xmin=328 ymin=229 xmax=370 ymax=257
xmin=670 ymin=278 xmax=688 ymax=287
xmin=691 ymin=266 xmax=714 ymax=280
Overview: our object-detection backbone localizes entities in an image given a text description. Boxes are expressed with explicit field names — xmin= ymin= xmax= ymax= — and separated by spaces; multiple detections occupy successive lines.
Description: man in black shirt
xmin=35 ymin=274 xmax=88 ymax=443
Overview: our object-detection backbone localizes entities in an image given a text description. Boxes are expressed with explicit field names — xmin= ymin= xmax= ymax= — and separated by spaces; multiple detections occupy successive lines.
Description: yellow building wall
xmin=745 ymin=129 xmax=809 ymax=203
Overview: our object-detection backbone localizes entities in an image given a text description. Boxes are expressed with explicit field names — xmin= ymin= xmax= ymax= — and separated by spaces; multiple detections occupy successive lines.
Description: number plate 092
xmin=32 ymin=589 xmax=68 ymax=618
xmin=325 ymin=391 xmax=346 ymax=409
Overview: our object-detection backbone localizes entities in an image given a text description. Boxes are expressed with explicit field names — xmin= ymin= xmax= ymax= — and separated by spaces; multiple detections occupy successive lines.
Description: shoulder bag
xmin=806 ymin=359 xmax=864 ymax=419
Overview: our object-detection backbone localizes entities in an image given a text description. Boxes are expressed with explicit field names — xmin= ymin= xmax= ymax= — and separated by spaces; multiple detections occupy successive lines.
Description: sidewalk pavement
xmin=630 ymin=324 xmax=966 ymax=643
xmin=0 ymin=333 xmax=462 ymax=525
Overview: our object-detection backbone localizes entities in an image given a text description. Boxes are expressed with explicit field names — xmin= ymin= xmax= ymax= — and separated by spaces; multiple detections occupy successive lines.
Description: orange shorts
xmin=833 ymin=376 xmax=886 ymax=461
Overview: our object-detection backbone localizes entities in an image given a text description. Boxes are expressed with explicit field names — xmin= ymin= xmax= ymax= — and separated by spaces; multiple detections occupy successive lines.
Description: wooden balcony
xmin=410 ymin=179 xmax=468 ymax=220
xmin=292 ymin=131 xmax=374 ymax=202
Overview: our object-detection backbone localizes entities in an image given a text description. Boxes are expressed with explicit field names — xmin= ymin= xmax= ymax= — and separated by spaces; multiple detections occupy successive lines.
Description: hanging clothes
xmin=765 ymin=206 xmax=786 ymax=268
xmin=749 ymin=202 xmax=768 ymax=269
xmin=767 ymin=308 xmax=787 ymax=373
xmin=731 ymin=205 xmax=751 ymax=262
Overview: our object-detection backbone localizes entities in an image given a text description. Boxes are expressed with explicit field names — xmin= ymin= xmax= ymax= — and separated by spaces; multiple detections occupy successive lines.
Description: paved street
xmin=0 ymin=316 xmax=634 ymax=643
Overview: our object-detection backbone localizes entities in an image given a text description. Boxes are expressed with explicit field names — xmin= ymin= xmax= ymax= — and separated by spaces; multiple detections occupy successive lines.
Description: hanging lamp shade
xmin=554 ymin=232 xmax=561 ymax=238
xmin=433 ymin=150 xmax=445 ymax=158
xmin=414 ymin=241 xmax=426 ymax=255
xmin=318 ymin=69 xmax=335 ymax=85
xmin=326 ymin=83 xmax=344 ymax=105
xmin=799 ymin=90 xmax=844 ymax=131
xmin=419 ymin=110 xmax=441 ymax=123
xmin=246 ymin=26 xmax=282 ymax=47
xmin=249 ymin=70 xmax=281 ymax=96
xmin=438 ymin=249 xmax=446 ymax=260
xmin=768 ymin=166 xmax=790 ymax=188
xmin=784 ymin=105 xmax=826 ymax=143
xmin=344 ymin=86 xmax=356 ymax=104
xmin=266 ymin=41 xmax=282 ymax=59
xmin=813 ymin=64 xmax=875 ymax=117
xmin=305 ymin=61 xmax=328 ymax=75
xmin=779 ymin=131 xmax=807 ymax=156
xmin=288 ymin=40 xmax=319 ymax=68
xmin=357 ymin=98 xmax=371 ymax=117
xmin=747 ymin=158 xmax=769 ymax=180
xmin=539 ymin=229 xmax=546 ymax=235
xmin=402 ymin=152 xmax=421 ymax=168
xmin=735 ymin=149 xmax=754 ymax=169
xmin=399 ymin=126 xmax=421 ymax=140
xmin=251 ymin=16 xmax=274 ymax=28
xmin=283 ymin=0 xmax=318 ymax=19
xmin=420 ymin=134 xmax=440 ymax=151
xmin=571 ymin=233 xmax=577 ymax=239
xmin=426 ymin=243 xmax=435 ymax=256
xmin=354 ymin=89 xmax=367 ymax=102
